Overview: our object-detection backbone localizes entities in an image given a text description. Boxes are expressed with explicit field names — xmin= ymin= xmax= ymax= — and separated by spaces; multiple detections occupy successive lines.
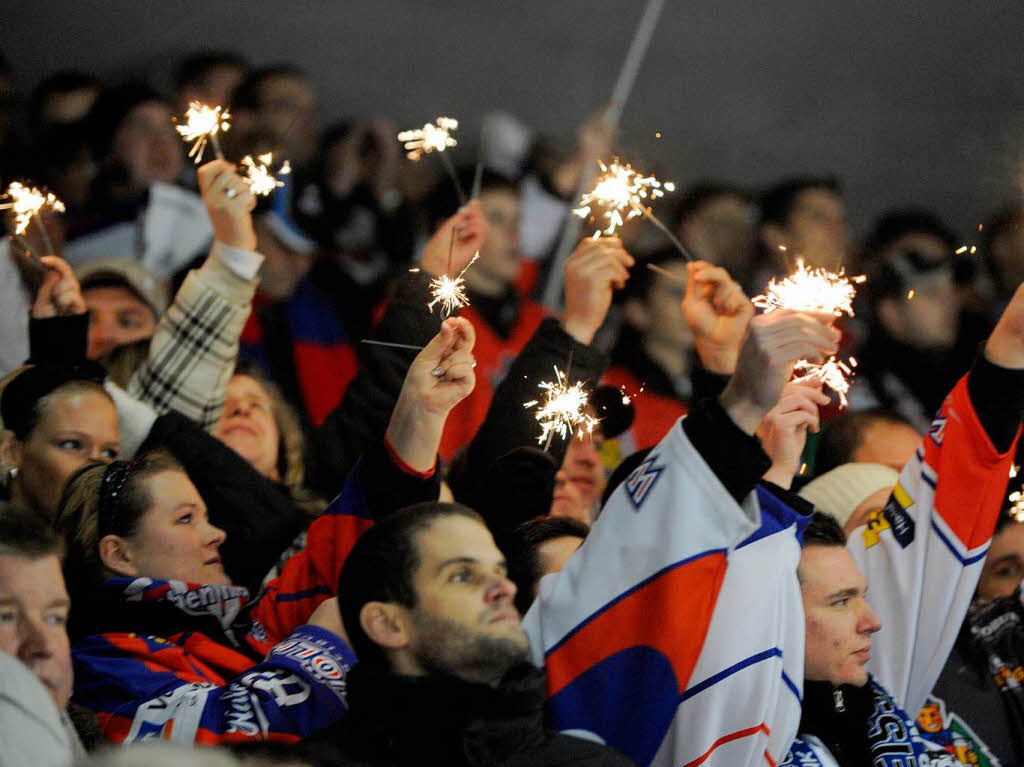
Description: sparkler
xmin=1 ymin=182 xmax=65 ymax=255
xmin=524 ymin=364 xmax=599 ymax=450
xmin=573 ymin=158 xmax=693 ymax=261
xmin=427 ymin=251 xmax=479 ymax=317
xmin=753 ymin=259 xmax=866 ymax=407
xmin=176 ymin=102 xmax=231 ymax=163
xmin=240 ymin=153 xmax=291 ymax=197
xmin=398 ymin=116 xmax=465 ymax=204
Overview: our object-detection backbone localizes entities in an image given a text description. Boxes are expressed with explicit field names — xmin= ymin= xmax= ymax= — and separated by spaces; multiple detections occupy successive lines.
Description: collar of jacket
xmin=798 ymin=677 xmax=876 ymax=765
xmin=342 ymin=660 xmax=549 ymax=765
xmin=70 ymin=577 xmax=254 ymax=645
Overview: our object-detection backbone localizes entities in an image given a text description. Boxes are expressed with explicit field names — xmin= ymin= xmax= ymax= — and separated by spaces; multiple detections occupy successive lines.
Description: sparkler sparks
xmin=241 ymin=153 xmax=291 ymax=196
xmin=573 ymin=158 xmax=675 ymax=237
xmin=176 ymin=102 xmax=231 ymax=163
xmin=427 ymin=252 xmax=479 ymax=316
xmin=753 ymin=259 xmax=866 ymax=407
xmin=1 ymin=182 xmax=65 ymax=236
xmin=398 ymin=117 xmax=459 ymax=161
xmin=524 ymin=366 xmax=600 ymax=447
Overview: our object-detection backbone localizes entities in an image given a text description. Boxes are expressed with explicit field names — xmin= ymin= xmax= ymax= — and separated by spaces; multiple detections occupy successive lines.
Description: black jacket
xmin=305 ymin=662 xmax=634 ymax=767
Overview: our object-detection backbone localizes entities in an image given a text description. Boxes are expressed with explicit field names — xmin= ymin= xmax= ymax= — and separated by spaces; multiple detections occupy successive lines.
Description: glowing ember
xmin=524 ymin=366 xmax=599 ymax=446
xmin=754 ymin=259 xmax=866 ymax=407
xmin=573 ymin=158 xmax=675 ymax=237
xmin=241 ymin=153 xmax=290 ymax=196
xmin=176 ymin=102 xmax=231 ymax=163
xmin=427 ymin=252 xmax=479 ymax=316
xmin=753 ymin=258 xmax=863 ymax=317
xmin=0 ymin=182 xmax=65 ymax=235
xmin=398 ymin=117 xmax=459 ymax=161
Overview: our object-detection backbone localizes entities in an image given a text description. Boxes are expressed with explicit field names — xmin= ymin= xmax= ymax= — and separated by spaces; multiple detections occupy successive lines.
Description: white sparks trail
xmin=0 ymin=182 xmax=65 ymax=236
xmin=427 ymin=252 xmax=480 ymax=316
xmin=398 ymin=117 xmax=459 ymax=161
xmin=241 ymin=153 xmax=290 ymax=196
xmin=524 ymin=366 xmax=599 ymax=447
xmin=573 ymin=158 xmax=675 ymax=237
xmin=176 ymin=102 xmax=231 ymax=163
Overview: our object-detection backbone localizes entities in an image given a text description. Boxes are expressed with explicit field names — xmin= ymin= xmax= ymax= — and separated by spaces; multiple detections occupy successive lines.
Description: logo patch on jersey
xmin=625 ymin=454 xmax=664 ymax=510
xmin=916 ymin=696 xmax=999 ymax=766
xmin=863 ymin=508 xmax=892 ymax=549
xmin=882 ymin=482 xmax=916 ymax=548
xmin=929 ymin=416 xmax=947 ymax=447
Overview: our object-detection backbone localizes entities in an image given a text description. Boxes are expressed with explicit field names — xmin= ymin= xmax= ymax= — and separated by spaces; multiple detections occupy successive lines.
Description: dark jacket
xmin=306 ymin=662 xmax=634 ymax=767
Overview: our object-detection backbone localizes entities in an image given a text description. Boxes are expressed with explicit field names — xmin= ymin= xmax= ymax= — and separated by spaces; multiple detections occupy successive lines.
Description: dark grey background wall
xmin=5 ymin=0 xmax=1024 ymax=239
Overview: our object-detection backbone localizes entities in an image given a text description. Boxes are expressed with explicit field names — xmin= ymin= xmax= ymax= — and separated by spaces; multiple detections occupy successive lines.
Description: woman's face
xmin=977 ymin=521 xmax=1024 ymax=603
xmin=6 ymin=388 xmax=120 ymax=519
xmin=213 ymin=375 xmax=280 ymax=480
xmin=115 ymin=470 xmax=229 ymax=586
xmin=111 ymin=101 xmax=182 ymax=190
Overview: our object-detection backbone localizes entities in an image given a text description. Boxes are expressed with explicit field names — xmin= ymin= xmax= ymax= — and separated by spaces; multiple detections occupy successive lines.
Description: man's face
xmin=468 ymin=188 xmax=521 ymax=291
xmin=259 ymin=75 xmax=317 ymax=168
xmin=799 ymin=545 xmax=882 ymax=687
xmin=551 ymin=431 xmax=605 ymax=523
xmin=111 ymin=101 xmax=182 ymax=189
xmin=678 ymin=194 xmax=756 ymax=276
xmin=405 ymin=515 xmax=528 ymax=684
xmin=851 ymin=420 xmax=921 ymax=471
xmin=84 ymin=284 xmax=158 ymax=360
xmin=634 ymin=259 xmax=693 ymax=350
xmin=779 ymin=187 xmax=849 ymax=267
xmin=881 ymin=275 xmax=958 ymax=349
xmin=0 ymin=554 xmax=73 ymax=709
xmin=977 ymin=521 xmax=1024 ymax=603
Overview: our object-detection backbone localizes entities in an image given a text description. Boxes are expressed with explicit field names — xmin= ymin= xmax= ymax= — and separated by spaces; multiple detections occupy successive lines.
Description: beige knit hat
xmin=799 ymin=463 xmax=900 ymax=528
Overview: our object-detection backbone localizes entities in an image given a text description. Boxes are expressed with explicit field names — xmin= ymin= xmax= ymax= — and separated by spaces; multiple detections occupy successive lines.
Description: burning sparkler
xmin=1 ymin=182 xmax=65 ymax=255
xmin=176 ymin=102 xmax=231 ymax=163
xmin=241 ymin=153 xmax=291 ymax=196
xmin=573 ymin=158 xmax=692 ymax=260
xmin=398 ymin=116 xmax=465 ymax=204
xmin=524 ymin=365 xmax=600 ymax=449
xmin=427 ymin=252 xmax=479 ymax=317
xmin=753 ymin=259 xmax=866 ymax=407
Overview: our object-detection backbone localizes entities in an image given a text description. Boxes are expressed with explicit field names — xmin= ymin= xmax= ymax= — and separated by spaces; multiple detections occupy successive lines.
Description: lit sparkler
xmin=176 ymin=102 xmax=231 ymax=163
xmin=524 ymin=365 xmax=599 ymax=448
xmin=398 ymin=116 xmax=465 ymax=204
xmin=427 ymin=252 xmax=479 ymax=317
xmin=1 ymin=182 xmax=65 ymax=255
xmin=753 ymin=259 xmax=866 ymax=407
xmin=574 ymin=158 xmax=693 ymax=260
xmin=241 ymin=153 xmax=291 ymax=196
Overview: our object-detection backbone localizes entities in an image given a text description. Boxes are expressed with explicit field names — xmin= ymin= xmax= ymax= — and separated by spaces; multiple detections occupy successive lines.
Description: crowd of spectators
xmin=2 ymin=45 xmax=1024 ymax=767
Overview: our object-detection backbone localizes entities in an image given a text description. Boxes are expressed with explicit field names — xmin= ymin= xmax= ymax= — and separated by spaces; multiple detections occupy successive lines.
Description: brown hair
xmin=55 ymin=450 xmax=182 ymax=593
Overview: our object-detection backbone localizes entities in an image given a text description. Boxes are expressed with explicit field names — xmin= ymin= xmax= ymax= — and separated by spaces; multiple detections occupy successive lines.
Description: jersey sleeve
xmin=72 ymin=625 xmax=354 ymax=745
xmin=522 ymin=419 xmax=762 ymax=765
xmin=850 ymin=373 xmax=1020 ymax=715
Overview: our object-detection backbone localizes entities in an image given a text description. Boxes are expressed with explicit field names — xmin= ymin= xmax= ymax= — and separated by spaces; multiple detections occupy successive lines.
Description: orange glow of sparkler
xmin=524 ymin=366 xmax=600 ymax=446
xmin=241 ymin=153 xmax=291 ymax=196
xmin=0 ymin=182 xmax=65 ymax=235
xmin=398 ymin=117 xmax=459 ymax=161
xmin=176 ymin=102 xmax=231 ymax=163
xmin=573 ymin=158 xmax=675 ymax=237
xmin=427 ymin=251 xmax=479 ymax=316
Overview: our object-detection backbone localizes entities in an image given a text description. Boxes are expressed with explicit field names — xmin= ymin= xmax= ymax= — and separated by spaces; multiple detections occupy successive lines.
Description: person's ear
xmin=621 ymin=297 xmax=651 ymax=332
xmin=359 ymin=602 xmax=411 ymax=651
xmin=0 ymin=430 xmax=23 ymax=477
xmin=98 ymin=534 xmax=138 ymax=577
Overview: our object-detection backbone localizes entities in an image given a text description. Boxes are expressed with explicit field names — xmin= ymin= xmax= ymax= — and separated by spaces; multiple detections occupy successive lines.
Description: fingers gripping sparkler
xmin=753 ymin=258 xmax=866 ymax=407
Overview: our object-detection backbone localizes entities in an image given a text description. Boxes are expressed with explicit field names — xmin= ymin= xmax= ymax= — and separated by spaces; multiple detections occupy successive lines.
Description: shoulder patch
xmin=625 ymin=454 xmax=664 ymax=510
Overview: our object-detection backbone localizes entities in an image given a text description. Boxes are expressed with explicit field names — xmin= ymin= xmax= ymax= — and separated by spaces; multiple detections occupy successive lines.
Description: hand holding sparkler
xmin=420 ymin=200 xmax=487 ymax=278
xmin=757 ymin=378 xmax=831 ymax=489
xmin=176 ymin=102 xmax=230 ymax=163
xmin=984 ymin=282 xmax=1024 ymax=370
xmin=386 ymin=317 xmax=477 ymax=472
xmin=562 ymin=236 xmax=634 ymax=345
xmin=719 ymin=310 xmax=839 ymax=435
xmin=30 ymin=256 xmax=86 ymax=318
xmin=682 ymin=260 xmax=755 ymax=375
xmin=198 ymin=160 xmax=257 ymax=252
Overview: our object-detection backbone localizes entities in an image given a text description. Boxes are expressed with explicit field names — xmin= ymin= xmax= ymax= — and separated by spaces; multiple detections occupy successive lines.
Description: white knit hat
xmin=799 ymin=463 xmax=900 ymax=528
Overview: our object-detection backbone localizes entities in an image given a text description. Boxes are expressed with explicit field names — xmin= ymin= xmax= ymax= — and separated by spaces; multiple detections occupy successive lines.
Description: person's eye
xmin=995 ymin=564 xmax=1021 ymax=579
xmin=450 ymin=568 xmax=474 ymax=584
xmin=0 ymin=609 xmax=17 ymax=624
xmin=118 ymin=316 xmax=144 ymax=330
xmin=57 ymin=439 xmax=83 ymax=452
xmin=44 ymin=612 xmax=68 ymax=626
xmin=100 ymin=447 xmax=120 ymax=461
xmin=177 ymin=513 xmax=193 ymax=525
xmin=832 ymin=598 xmax=850 ymax=608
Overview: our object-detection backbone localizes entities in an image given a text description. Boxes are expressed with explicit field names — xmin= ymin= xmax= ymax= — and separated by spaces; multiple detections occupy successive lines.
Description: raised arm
xmin=853 ymin=283 xmax=1024 ymax=714
xmin=126 ymin=160 xmax=262 ymax=429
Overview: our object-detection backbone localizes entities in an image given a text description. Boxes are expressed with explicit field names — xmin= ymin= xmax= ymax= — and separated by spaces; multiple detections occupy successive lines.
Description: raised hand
xmin=758 ymin=378 xmax=831 ymax=488
xmin=31 ymin=256 xmax=87 ymax=318
xmin=386 ymin=318 xmax=477 ymax=472
xmin=197 ymin=160 xmax=257 ymax=252
xmin=682 ymin=260 xmax=754 ymax=375
xmin=562 ymin=236 xmax=634 ymax=345
xmin=985 ymin=282 xmax=1024 ymax=369
xmin=420 ymin=200 xmax=487 ymax=278
xmin=719 ymin=309 xmax=839 ymax=434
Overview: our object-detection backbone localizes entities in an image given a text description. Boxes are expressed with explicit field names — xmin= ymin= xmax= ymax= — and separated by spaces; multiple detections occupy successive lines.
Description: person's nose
xmin=18 ymin=616 xmax=56 ymax=664
xmin=486 ymin=573 xmax=518 ymax=606
xmin=226 ymin=398 xmax=252 ymax=418
xmin=205 ymin=521 xmax=227 ymax=549
xmin=88 ymin=316 xmax=118 ymax=360
xmin=858 ymin=600 xmax=883 ymax=636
